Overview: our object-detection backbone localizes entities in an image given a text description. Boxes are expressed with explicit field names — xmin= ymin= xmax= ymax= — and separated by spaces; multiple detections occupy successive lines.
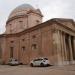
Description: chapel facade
xmin=0 ymin=4 xmax=75 ymax=65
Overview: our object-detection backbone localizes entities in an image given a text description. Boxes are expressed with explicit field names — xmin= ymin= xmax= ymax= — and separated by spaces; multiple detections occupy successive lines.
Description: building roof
xmin=8 ymin=4 xmax=42 ymax=19
xmin=14 ymin=4 xmax=34 ymax=10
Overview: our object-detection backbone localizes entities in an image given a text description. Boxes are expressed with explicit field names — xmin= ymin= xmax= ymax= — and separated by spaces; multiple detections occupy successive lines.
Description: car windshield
xmin=9 ymin=59 xmax=18 ymax=62
xmin=33 ymin=57 xmax=48 ymax=62
xmin=34 ymin=59 xmax=43 ymax=61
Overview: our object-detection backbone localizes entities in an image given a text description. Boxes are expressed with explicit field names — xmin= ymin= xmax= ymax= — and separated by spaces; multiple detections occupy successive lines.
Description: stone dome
xmin=8 ymin=4 xmax=36 ymax=19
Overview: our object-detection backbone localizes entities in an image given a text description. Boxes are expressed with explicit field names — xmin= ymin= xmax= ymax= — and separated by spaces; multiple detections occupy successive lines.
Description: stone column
xmin=59 ymin=31 xmax=65 ymax=65
xmin=56 ymin=30 xmax=62 ymax=65
xmin=63 ymin=33 xmax=68 ymax=64
xmin=68 ymin=36 xmax=73 ymax=63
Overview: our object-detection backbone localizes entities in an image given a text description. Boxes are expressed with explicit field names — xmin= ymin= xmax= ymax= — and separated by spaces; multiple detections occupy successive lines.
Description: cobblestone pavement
xmin=0 ymin=65 xmax=75 ymax=75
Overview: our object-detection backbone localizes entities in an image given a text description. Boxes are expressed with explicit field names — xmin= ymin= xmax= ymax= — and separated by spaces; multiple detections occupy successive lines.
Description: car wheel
xmin=40 ymin=63 xmax=44 ymax=67
xmin=30 ymin=63 xmax=33 ymax=67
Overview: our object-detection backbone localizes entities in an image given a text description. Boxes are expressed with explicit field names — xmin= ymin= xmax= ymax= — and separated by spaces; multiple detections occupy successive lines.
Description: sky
xmin=0 ymin=0 xmax=75 ymax=34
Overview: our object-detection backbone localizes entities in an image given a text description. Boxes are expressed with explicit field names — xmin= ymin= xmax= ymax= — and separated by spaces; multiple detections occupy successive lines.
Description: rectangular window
xmin=22 ymin=46 xmax=25 ymax=51
xmin=19 ymin=21 xmax=23 ymax=29
xmin=32 ymin=44 xmax=37 ymax=50
xmin=32 ymin=35 xmax=36 ymax=38
xmin=10 ymin=41 xmax=14 ymax=43
xmin=22 ymin=39 xmax=25 ymax=41
xmin=36 ymin=20 xmax=40 ymax=24
xmin=10 ymin=47 xmax=14 ymax=58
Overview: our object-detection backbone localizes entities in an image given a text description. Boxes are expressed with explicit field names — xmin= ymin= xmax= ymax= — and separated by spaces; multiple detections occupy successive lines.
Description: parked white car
xmin=30 ymin=57 xmax=50 ymax=67
xmin=8 ymin=58 xmax=20 ymax=66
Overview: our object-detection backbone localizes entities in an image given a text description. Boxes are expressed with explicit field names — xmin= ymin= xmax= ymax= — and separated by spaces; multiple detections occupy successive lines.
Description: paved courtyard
xmin=0 ymin=65 xmax=75 ymax=75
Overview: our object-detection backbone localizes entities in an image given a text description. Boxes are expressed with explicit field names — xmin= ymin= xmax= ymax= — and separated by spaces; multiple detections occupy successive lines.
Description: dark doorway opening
xmin=65 ymin=34 xmax=70 ymax=61
xmin=71 ymin=36 xmax=75 ymax=60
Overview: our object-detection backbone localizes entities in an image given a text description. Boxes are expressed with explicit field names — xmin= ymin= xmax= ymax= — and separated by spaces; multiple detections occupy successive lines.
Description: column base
xmin=69 ymin=60 xmax=75 ymax=64
xmin=62 ymin=60 xmax=75 ymax=65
